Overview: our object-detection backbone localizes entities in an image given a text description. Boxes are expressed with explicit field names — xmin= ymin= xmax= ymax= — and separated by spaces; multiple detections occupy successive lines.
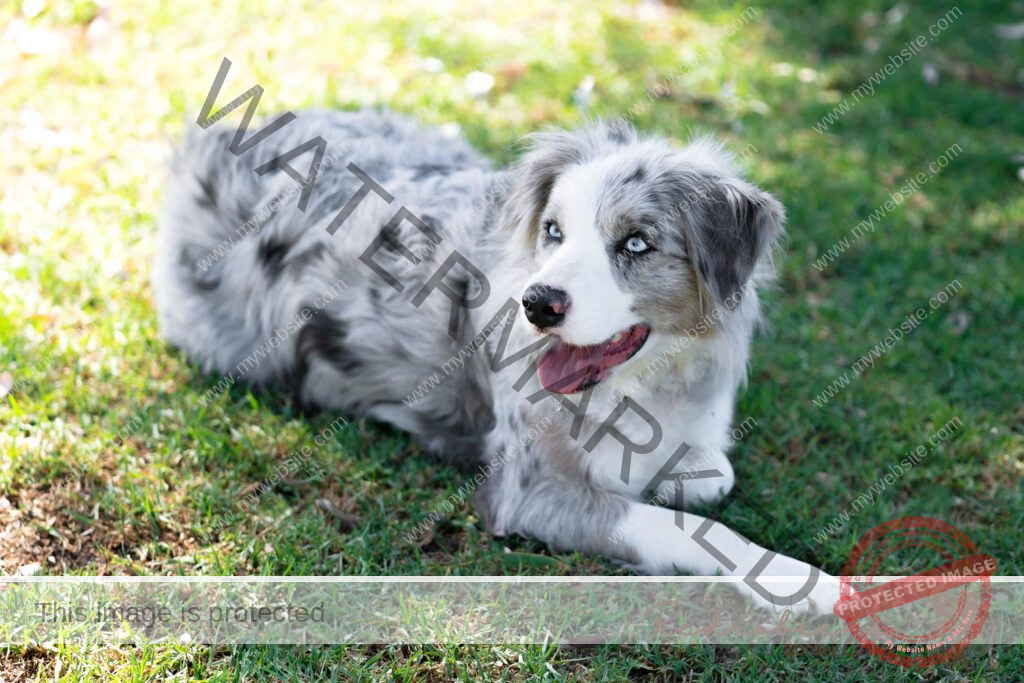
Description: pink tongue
xmin=538 ymin=341 xmax=604 ymax=393
xmin=538 ymin=325 xmax=650 ymax=394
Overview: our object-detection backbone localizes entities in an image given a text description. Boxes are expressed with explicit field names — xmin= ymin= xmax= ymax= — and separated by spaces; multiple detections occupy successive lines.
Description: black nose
xmin=522 ymin=284 xmax=570 ymax=329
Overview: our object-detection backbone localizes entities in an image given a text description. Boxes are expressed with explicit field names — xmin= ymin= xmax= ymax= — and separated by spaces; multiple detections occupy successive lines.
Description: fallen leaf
xmin=315 ymin=498 xmax=361 ymax=532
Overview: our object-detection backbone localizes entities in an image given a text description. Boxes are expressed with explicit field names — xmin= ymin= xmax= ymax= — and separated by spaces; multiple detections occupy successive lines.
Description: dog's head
xmin=502 ymin=122 xmax=784 ymax=394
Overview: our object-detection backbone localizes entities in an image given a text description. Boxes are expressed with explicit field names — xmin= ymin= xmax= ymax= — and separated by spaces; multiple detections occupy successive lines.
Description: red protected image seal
xmin=834 ymin=516 xmax=994 ymax=667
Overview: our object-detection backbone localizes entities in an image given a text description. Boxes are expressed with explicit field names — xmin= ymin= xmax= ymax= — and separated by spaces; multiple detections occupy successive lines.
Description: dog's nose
xmin=522 ymin=284 xmax=570 ymax=329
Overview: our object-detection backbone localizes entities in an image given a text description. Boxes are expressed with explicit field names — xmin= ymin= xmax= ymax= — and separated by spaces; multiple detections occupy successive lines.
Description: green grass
xmin=1 ymin=0 xmax=1021 ymax=679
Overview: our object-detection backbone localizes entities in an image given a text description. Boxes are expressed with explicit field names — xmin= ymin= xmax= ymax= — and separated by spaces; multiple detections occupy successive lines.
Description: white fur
xmin=526 ymin=160 xmax=640 ymax=345
xmin=620 ymin=504 xmax=840 ymax=615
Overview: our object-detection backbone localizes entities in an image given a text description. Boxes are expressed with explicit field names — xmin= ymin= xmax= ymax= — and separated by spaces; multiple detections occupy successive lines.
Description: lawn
xmin=1 ymin=0 xmax=1022 ymax=679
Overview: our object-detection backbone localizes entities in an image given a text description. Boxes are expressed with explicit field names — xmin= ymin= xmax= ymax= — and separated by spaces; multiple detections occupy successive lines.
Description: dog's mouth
xmin=538 ymin=324 xmax=651 ymax=394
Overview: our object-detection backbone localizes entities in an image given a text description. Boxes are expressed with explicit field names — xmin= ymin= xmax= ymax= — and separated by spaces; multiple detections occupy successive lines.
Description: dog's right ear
xmin=683 ymin=175 xmax=785 ymax=309
xmin=502 ymin=123 xmax=638 ymax=250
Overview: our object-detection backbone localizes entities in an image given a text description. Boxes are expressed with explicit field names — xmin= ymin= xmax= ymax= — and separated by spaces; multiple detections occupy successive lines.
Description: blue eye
xmin=544 ymin=220 xmax=563 ymax=241
xmin=624 ymin=235 xmax=649 ymax=254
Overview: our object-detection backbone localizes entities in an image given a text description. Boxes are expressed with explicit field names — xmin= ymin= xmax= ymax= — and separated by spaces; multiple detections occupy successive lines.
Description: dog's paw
xmin=733 ymin=555 xmax=840 ymax=618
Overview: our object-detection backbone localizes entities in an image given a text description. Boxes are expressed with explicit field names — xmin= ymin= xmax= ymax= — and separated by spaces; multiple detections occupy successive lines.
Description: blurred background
xmin=0 ymin=0 xmax=1021 ymax=679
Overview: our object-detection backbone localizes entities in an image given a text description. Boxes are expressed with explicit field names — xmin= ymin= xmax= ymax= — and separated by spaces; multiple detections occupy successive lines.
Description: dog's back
xmin=154 ymin=111 xmax=500 ymax=460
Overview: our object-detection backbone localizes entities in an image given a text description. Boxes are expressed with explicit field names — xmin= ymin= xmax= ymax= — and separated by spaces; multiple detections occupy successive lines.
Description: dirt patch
xmin=0 ymin=649 xmax=51 ymax=682
xmin=0 ymin=483 xmax=196 ymax=576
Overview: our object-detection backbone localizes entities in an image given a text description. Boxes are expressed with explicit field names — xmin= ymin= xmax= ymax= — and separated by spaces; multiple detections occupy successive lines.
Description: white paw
xmin=732 ymin=554 xmax=840 ymax=617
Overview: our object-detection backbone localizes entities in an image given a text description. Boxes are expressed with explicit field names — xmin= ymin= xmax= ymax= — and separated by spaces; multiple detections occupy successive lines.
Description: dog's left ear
xmin=684 ymin=175 xmax=785 ymax=305
xmin=502 ymin=123 xmax=639 ymax=250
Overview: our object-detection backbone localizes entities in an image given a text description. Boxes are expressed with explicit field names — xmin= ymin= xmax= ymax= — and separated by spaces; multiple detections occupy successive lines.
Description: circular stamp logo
xmin=833 ymin=516 xmax=994 ymax=667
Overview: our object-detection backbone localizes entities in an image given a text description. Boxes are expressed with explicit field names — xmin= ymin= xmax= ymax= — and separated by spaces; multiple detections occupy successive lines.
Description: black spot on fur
xmin=419 ymin=214 xmax=443 ymax=240
xmin=197 ymin=175 xmax=217 ymax=209
xmin=293 ymin=311 xmax=362 ymax=391
xmin=288 ymin=247 xmax=327 ymax=274
xmin=625 ymin=166 xmax=646 ymax=184
xmin=645 ymin=190 xmax=666 ymax=209
xmin=411 ymin=165 xmax=450 ymax=181
xmin=518 ymin=457 xmax=540 ymax=489
xmin=376 ymin=225 xmax=400 ymax=255
xmin=258 ymin=236 xmax=297 ymax=280
xmin=179 ymin=245 xmax=219 ymax=291
xmin=607 ymin=125 xmax=629 ymax=144
xmin=335 ymin=354 xmax=363 ymax=372
xmin=414 ymin=409 xmax=491 ymax=464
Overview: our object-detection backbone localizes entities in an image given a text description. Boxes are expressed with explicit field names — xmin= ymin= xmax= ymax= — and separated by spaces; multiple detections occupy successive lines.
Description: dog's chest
xmin=576 ymin=388 xmax=733 ymax=500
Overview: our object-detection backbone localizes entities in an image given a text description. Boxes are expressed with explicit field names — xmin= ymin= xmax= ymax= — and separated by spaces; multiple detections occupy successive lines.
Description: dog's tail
xmin=152 ymin=120 xmax=304 ymax=381
xmin=158 ymin=123 xmax=279 ymax=278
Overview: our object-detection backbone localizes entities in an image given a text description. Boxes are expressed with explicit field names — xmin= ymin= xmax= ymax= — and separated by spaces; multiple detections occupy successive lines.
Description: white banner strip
xmin=1 ymin=578 xmax=1021 ymax=645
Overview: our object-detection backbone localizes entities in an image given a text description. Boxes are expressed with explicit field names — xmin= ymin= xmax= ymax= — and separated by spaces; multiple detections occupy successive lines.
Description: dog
xmin=154 ymin=110 xmax=839 ymax=615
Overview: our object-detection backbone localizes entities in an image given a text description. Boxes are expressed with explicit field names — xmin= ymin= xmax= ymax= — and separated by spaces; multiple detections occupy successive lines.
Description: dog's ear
xmin=502 ymin=123 xmax=638 ymax=248
xmin=683 ymin=174 xmax=785 ymax=306
xmin=501 ymin=131 xmax=584 ymax=248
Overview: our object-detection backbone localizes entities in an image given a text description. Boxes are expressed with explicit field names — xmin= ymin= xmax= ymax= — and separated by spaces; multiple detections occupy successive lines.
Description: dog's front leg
xmin=616 ymin=504 xmax=839 ymax=616
xmin=476 ymin=461 xmax=838 ymax=616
